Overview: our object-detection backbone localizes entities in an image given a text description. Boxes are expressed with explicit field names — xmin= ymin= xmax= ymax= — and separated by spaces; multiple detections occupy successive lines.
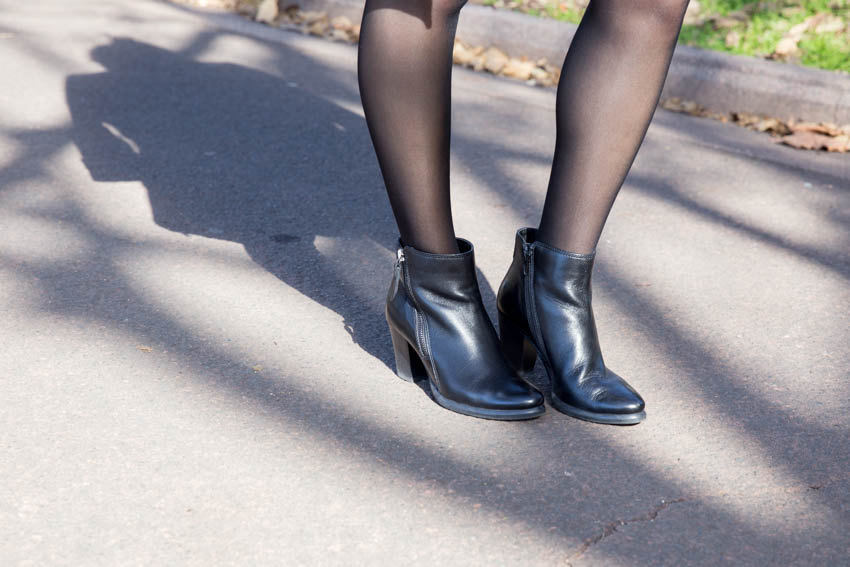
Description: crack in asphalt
xmin=567 ymin=497 xmax=689 ymax=564
xmin=563 ymin=475 xmax=844 ymax=564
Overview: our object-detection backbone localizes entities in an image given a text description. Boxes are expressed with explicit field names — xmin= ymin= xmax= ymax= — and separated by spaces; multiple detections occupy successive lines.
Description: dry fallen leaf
xmin=772 ymin=13 xmax=838 ymax=59
xmin=330 ymin=15 xmax=352 ymax=29
xmin=298 ymin=10 xmax=328 ymax=24
xmin=825 ymin=134 xmax=850 ymax=152
xmin=307 ymin=20 xmax=329 ymax=36
xmin=778 ymin=131 xmax=849 ymax=152
xmin=753 ymin=117 xmax=791 ymax=135
xmin=502 ymin=58 xmax=536 ymax=80
xmin=774 ymin=36 xmax=800 ymax=56
xmin=453 ymin=41 xmax=476 ymax=66
xmin=329 ymin=28 xmax=349 ymax=41
xmin=483 ymin=46 xmax=509 ymax=74
xmin=725 ymin=30 xmax=741 ymax=48
xmin=255 ymin=0 xmax=277 ymax=23
xmin=814 ymin=14 xmax=845 ymax=34
xmin=789 ymin=121 xmax=842 ymax=136
xmin=137 ymin=345 xmax=153 ymax=353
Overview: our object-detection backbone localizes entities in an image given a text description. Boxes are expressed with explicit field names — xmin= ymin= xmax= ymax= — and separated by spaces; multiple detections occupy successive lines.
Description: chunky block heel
xmin=498 ymin=311 xmax=537 ymax=376
xmin=388 ymin=325 xmax=423 ymax=382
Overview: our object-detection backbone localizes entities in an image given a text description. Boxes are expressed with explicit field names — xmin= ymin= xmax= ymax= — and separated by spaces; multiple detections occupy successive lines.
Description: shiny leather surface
xmin=386 ymin=238 xmax=543 ymax=411
xmin=497 ymin=228 xmax=644 ymax=415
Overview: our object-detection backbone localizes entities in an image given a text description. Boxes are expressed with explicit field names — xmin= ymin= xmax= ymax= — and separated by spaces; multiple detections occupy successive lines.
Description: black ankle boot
xmin=497 ymin=228 xmax=645 ymax=425
xmin=386 ymin=237 xmax=545 ymax=420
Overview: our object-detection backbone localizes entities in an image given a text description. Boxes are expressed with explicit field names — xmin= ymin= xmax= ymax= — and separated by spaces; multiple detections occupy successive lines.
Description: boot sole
xmin=389 ymin=323 xmax=545 ymax=421
xmin=429 ymin=384 xmax=545 ymax=421
xmin=550 ymin=393 xmax=646 ymax=425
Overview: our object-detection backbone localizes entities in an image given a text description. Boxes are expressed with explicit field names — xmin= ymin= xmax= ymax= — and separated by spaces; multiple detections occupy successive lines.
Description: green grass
xmin=679 ymin=0 xmax=850 ymax=72
xmin=798 ymin=31 xmax=850 ymax=68
xmin=477 ymin=0 xmax=850 ymax=73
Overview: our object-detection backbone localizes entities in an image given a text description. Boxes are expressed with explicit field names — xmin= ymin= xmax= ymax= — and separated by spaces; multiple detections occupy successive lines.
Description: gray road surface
xmin=1 ymin=1 xmax=848 ymax=565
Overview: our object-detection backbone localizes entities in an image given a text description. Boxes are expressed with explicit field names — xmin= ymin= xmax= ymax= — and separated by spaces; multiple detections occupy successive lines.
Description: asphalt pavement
xmin=1 ymin=1 xmax=848 ymax=565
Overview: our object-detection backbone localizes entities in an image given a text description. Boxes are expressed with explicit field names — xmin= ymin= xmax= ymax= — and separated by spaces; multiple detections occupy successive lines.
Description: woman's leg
xmin=537 ymin=0 xmax=690 ymax=254
xmin=357 ymin=0 xmax=468 ymax=254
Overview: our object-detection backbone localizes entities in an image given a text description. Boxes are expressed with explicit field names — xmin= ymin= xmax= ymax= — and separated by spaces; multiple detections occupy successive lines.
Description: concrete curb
xmin=297 ymin=0 xmax=850 ymax=125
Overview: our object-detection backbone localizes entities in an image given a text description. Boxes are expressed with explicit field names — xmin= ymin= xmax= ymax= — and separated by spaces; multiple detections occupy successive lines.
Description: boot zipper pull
xmin=522 ymin=243 xmax=532 ymax=275
xmin=391 ymin=248 xmax=405 ymax=298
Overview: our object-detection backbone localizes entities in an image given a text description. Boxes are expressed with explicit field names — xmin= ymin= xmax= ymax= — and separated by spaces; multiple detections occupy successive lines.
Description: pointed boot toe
xmin=597 ymin=372 xmax=645 ymax=414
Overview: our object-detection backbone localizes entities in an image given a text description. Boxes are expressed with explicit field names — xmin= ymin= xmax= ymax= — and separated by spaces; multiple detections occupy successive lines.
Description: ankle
xmin=403 ymin=236 xmax=461 ymax=255
xmin=531 ymin=227 xmax=596 ymax=256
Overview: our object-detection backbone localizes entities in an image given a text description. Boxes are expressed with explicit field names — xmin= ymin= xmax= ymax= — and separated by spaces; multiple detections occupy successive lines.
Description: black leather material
xmin=497 ymin=228 xmax=645 ymax=422
xmin=386 ymin=238 xmax=544 ymax=419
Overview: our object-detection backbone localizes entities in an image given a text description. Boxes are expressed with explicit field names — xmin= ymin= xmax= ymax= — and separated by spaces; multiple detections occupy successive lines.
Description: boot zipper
xmin=523 ymin=242 xmax=546 ymax=362
xmin=397 ymin=249 xmax=432 ymax=378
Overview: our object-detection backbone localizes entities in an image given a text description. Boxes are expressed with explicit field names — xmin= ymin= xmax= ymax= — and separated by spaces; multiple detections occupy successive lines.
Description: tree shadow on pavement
xmin=66 ymin=37 xmax=405 ymax=368
xmin=53 ymin=27 xmax=849 ymax=564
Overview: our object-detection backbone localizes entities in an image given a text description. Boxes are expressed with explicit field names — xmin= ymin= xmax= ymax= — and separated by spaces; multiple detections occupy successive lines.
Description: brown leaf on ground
xmin=814 ymin=14 xmax=845 ymax=34
xmin=774 ymin=36 xmax=800 ymax=56
xmin=329 ymin=28 xmax=349 ymax=41
xmin=255 ymin=0 xmax=277 ymax=23
xmin=789 ymin=121 xmax=843 ymax=136
xmin=661 ymin=97 xmax=704 ymax=115
xmin=730 ymin=112 xmax=791 ymax=134
xmin=683 ymin=0 xmax=703 ymax=25
xmin=530 ymin=66 xmax=556 ymax=86
xmin=725 ymin=30 xmax=741 ymax=48
xmin=307 ymin=19 xmax=329 ymax=36
xmin=502 ymin=58 xmax=536 ymax=80
xmin=790 ymin=13 xmax=827 ymax=36
xmin=824 ymin=135 xmax=850 ymax=152
xmin=453 ymin=40 xmax=476 ymax=65
xmin=137 ymin=345 xmax=153 ymax=353
xmin=778 ymin=131 xmax=849 ymax=152
xmin=771 ymin=13 xmax=832 ymax=59
xmin=483 ymin=46 xmax=509 ymax=74
xmin=753 ymin=117 xmax=791 ymax=135
xmin=295 ymin=10 xmax=327 ymax=24
xmin=330 ymin=15 xmax=352 ymax=29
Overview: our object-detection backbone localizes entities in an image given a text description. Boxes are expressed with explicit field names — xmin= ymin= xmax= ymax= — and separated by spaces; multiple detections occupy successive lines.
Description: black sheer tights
xmin=358 ymin=0 xmax=466 ymax=254
xmin=358 ymin=0 xmax=690 ymax=255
